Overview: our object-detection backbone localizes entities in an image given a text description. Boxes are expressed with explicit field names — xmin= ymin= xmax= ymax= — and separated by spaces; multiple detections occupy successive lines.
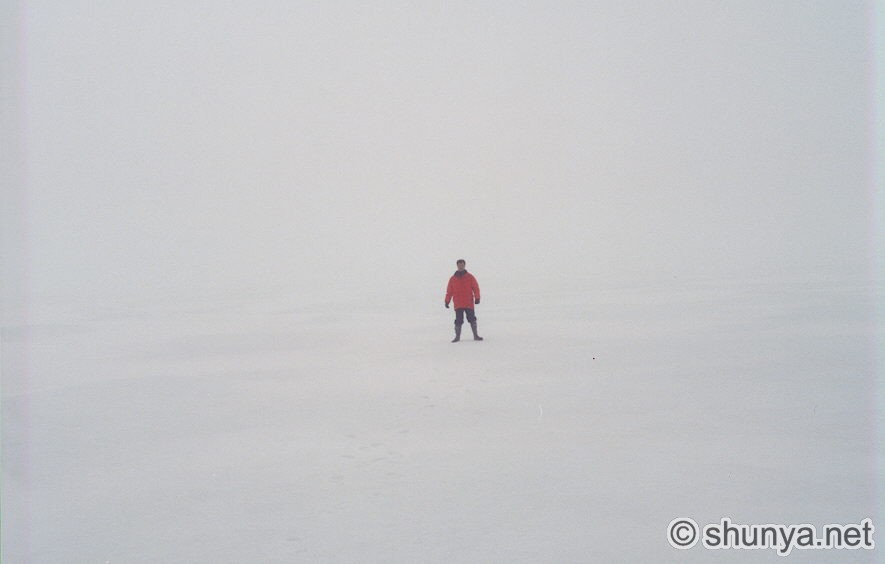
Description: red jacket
xmin=445 ymin=271 xmax=480 ymax=309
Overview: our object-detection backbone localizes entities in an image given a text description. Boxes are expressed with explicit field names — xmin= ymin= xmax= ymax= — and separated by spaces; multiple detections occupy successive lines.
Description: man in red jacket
xmin=445 ymin=259 xmax=483 ymax=343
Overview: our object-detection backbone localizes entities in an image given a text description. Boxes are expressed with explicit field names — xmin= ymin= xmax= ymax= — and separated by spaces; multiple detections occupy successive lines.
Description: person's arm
xmin=445 ymin=278 xmax=453 ymax=308
xmin=472 ymin=276 xmax=481 ymax=305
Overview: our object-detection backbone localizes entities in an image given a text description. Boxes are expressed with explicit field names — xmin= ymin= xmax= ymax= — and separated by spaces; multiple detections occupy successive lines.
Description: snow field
xmin=2 ymin=278 xmax=880 ymax=562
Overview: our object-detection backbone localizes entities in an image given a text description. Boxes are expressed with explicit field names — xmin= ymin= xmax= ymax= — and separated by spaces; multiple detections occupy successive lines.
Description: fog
xmin=2 ymin=2 xmax=882 ymax=562
xmin=3 ymin=1 xmax=877 ymax=306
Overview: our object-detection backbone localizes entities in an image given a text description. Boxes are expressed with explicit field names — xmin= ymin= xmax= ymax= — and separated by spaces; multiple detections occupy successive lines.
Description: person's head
xmin=456 ymin=259 xmax=466 ymax=271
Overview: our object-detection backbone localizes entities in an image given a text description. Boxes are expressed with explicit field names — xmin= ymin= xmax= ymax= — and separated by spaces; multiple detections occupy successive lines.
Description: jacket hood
xmin=453 ymin=269 xmax=469 ymax=277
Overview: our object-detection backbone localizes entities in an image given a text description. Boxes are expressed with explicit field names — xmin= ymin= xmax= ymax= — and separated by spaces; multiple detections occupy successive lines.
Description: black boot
xmin=452 ymin=324 xmax=461 ymax=343
xmin=470 ymin=321 xmax=483 ymax=341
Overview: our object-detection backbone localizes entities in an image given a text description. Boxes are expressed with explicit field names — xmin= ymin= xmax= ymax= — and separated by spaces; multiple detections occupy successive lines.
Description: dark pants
xmin=454 ymin=308 xmax=477 ymax=326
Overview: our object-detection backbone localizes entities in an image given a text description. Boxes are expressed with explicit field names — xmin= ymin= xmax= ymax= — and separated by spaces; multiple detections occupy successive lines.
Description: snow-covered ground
xmin=2 ymin=276 xmax=880 ymax=562
xmin=3 ymin=1 xmax=878 ymax=561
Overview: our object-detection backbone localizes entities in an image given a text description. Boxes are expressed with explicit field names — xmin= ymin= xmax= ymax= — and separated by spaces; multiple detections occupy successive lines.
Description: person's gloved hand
xmin=474 ymin=298 xmax=480 ymax=305
xmin=445 ymin=302 xmax=450 ymax=309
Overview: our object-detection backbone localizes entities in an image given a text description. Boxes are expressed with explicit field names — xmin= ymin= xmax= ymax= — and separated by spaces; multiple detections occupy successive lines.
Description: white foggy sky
xmin=2 ymin=1 xmax=877 ymax=302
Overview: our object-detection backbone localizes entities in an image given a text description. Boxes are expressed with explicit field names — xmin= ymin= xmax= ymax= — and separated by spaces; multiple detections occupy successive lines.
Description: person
xmin=444 ymin=259 xmax=483 ymax=342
